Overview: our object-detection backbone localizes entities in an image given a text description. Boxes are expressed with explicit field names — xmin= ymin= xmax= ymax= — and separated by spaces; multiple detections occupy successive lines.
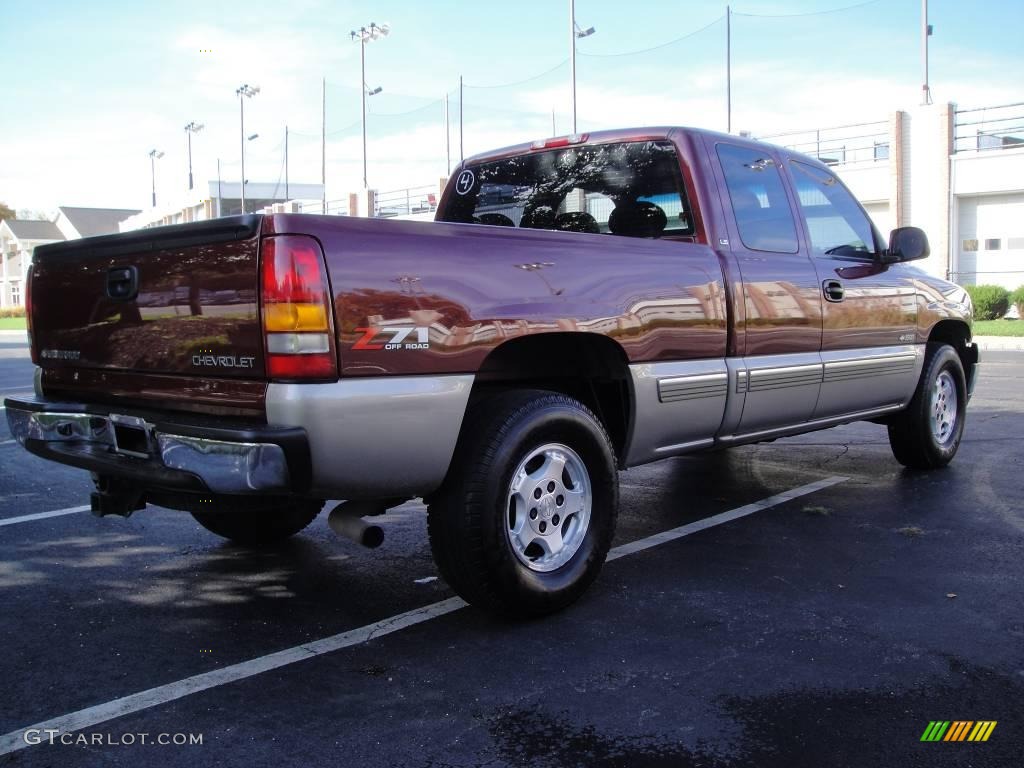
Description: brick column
xmin=889 ymin=111 xmax=906 ymax=228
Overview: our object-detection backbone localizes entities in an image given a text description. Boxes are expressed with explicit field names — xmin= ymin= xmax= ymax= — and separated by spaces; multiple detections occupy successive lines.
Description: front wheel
xmin=888 ymin=343 xmax=967 ymax=469
xmin=427 ymin=390 xmax=618 ymax=617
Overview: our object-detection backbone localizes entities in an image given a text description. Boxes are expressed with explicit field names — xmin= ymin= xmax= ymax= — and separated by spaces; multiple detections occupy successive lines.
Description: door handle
xmin=106 ymin=266 xmax=139 ymax=301
xmin=823 ymin=279 xmax=845 ymax=303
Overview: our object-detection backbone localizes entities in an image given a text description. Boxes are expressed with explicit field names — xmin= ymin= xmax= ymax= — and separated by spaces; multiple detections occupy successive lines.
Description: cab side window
xmin=790 ymin=160 xmax=879 ymax=257
xmin=716 ymin=144 xmax=798 ymax=253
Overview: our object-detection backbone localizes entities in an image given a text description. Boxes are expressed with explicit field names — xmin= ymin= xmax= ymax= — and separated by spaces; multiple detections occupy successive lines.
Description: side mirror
xmin=884 ymin=226 xmax=930 ymax=263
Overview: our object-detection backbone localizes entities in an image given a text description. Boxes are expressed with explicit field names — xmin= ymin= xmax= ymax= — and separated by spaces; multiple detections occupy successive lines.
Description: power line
xmin=733 ymin=0 xmax=884 ymax=18
xmin=368 ymin=98 xmax=443 ymax=118
xmin=579 ymin=15 xmax=726 ymax=58
xmin=325 ymin=118 xmax=363 ymax=138
xmin=464 ymin=58 xmax=570 ymax=90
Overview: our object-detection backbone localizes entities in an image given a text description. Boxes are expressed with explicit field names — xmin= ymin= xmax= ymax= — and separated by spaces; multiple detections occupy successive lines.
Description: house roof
xmin=58 ymin=206 xmax=141 ymax=238
xmin=3 ymin=219 xmax=64 ymax=241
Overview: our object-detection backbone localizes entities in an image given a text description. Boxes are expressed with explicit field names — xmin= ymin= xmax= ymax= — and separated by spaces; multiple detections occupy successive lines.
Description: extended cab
xmin=5 ymin=127 xmax=979 ymax=615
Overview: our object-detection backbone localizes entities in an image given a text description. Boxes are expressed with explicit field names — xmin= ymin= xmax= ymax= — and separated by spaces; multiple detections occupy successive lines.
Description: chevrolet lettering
xmin=192 ymin=354 xmax=257 ymax=369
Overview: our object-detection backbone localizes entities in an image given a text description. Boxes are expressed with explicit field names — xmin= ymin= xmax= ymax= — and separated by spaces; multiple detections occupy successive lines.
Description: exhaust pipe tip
xmin=361 ymin=524 xmax=385 ymax=549
xmin=328 ymin=505 xmax=385 ymax=549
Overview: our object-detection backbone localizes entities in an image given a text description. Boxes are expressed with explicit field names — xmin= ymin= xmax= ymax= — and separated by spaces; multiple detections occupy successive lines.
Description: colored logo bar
xmin=920 ymin=721 xmax=997 ymax=742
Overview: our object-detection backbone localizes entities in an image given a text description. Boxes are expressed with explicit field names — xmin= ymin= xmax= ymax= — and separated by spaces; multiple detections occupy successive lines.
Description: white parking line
xmin=607 ymin=476 xmax=846 ymax=561
xmin=0 ymin=506 xmax=90 ymax=527
xmin=0 ymin=475 xmax=847 ymax=756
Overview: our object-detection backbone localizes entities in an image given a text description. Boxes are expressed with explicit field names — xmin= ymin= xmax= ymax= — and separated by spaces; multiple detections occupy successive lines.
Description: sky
xmin=1 ymin=0 xmax=1022 ymax=216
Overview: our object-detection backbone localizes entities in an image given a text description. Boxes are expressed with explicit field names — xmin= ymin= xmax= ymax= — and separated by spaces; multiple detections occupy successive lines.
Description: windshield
xmin=440 ymin=140 xmax=695 ymax=239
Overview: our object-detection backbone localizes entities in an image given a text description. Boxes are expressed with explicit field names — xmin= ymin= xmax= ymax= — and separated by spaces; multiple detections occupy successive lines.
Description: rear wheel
xmin=888 ymin=343 xmax=967 ymax=469
xmin=190 ymin=500 xmax=323 ymax=545
xmin=428 ymin=390 xmax=618 ymax=617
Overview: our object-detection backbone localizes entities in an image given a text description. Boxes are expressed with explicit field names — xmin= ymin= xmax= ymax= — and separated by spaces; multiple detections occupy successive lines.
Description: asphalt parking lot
xmin=1 ymin=335 xmax=1021 ymax=767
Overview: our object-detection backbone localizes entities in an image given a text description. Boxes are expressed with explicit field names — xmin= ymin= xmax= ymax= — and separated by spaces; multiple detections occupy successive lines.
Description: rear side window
xmin=440 ymin=140 xmax=695 ymax=239
xmin=716 ymin=143 xmax=798 ymax=253
xmin=790 ymin=160 xmax=879 ymax=257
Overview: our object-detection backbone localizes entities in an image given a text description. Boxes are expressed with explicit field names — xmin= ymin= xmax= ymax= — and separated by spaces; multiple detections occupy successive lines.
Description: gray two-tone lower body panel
xmin=266 ymin=374 xmax=474 ymax=499
xmin=623 ymin=345 xmax=925 ymax=466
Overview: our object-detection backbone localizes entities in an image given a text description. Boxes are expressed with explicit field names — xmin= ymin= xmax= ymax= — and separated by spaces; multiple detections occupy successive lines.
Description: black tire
xmin=428 ymin=390 xmax=618 ymax=617
xmin=887 ymin=343 xmax=967 ymax=469
xmin=191 ymin=500 xmax=323 ymax=545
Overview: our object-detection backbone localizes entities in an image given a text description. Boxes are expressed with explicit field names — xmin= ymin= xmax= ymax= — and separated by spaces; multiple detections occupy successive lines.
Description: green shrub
xmin=964 ymin=284 xmax=1010 ymax=320
xmin=0 ymin=306 xmax=26 ymax=319
xmin=1011 ymin=285 xmax=1024 ymax=316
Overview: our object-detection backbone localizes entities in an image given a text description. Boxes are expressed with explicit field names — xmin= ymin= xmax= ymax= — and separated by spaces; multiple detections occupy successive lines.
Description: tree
xmin=0 ymin=202 xmax=15 ymax=222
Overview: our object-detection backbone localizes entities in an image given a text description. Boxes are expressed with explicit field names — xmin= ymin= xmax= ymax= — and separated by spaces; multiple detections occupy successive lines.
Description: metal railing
xmin=374 ymin=185 xmax=438 ymax=218
xmin=954 ymin=101 xmax=1024 ymax=153
xmin=294 ymin=199 xmax=350 ymax=216
xmin=755 ymin=120 xmax=890 ymax=167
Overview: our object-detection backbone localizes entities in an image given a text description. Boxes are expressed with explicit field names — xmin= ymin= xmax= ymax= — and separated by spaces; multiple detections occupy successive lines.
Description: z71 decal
xmin=353 ymin=326 xmax=431 ymax=351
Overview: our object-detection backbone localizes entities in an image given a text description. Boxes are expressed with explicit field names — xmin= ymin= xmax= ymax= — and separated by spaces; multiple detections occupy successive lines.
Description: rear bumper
xmin=4 ymin=397 xmax=309 ymax=495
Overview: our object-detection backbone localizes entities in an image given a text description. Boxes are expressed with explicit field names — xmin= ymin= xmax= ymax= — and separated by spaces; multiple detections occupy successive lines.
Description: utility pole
xmin=148 ymin=148 xmax=163 ymax=208
xmin=921 ymin=0 xmax=933 ymax=105
xmin=570 ymin=0 xmax=577 ymax=133
xmin=350 ymin=22 xmax=390 ymax=189
xmin=285 ymin=125 xmax=289 ymax=201
xmin=184 ymin=121 xmax=204 ymax=191
xmin=236 ymin=84 xmax=260 ymax=213
xmin=569 ymin=0 xmax=595 ymax=134
xmin=459 ymin=75 xmax=464 ymax=163
xmin=322 ymin=78 xmax=327 ymax=214
xmin=726 ymin=5 xmax=732 ymax=133
xmin=444 ymin=93 xmax=451 ymax=174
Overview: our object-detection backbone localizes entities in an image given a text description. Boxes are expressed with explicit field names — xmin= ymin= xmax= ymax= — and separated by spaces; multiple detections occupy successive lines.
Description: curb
xmin=0 ymin=330 xmax=28 ymax=339
xmin=972 ymin=335 xmax=1024 ymax=352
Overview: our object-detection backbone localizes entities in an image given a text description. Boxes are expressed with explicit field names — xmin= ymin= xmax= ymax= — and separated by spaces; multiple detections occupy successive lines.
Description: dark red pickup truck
xmin=6 ymin=126 xmax=978 ymax=615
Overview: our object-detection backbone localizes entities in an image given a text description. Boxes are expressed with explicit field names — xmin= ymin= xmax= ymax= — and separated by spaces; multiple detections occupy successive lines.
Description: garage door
xmin=956 ymin=193 xmax=1024 ymax=288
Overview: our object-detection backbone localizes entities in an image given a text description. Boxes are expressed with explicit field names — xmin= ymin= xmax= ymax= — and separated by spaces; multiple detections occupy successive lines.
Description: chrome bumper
xmin=5 ymin=401 xmax=303 ymax=494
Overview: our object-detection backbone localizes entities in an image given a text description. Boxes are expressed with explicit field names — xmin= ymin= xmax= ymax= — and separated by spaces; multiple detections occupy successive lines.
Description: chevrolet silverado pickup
xmin=5 ymin=126 xmax=979 ymax=616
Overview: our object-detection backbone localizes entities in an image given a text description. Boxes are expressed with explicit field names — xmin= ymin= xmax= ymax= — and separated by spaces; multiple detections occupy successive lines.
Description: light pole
xmin=184 ymin=121 xmax=204 ymax=191
xmin=236 ymin=83 xmax=260 ymax=213
xmin=726 ymin=5 xmax=731 ymax=133
xmin=921 ymin=0 xmax=933 ymax=105
xmin=350 ymin=22 xmax=390 ymax=189
xmin=148 ymin=149 xmax=164 ymax=208
xmin=569 ymin=0 xmax=595 ymax=134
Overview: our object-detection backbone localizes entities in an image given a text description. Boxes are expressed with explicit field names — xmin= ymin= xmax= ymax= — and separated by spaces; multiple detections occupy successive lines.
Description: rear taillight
xmin=26 ymin=266 xmax=36 ymax=365
xmin=259 ymin=235 xmax=338 ymax=380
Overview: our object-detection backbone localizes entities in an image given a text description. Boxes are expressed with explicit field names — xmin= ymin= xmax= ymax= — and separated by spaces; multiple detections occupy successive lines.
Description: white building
xmin=761 ymin=100 xmax=1024 ymax=290
xmin=1 ymin=206 xmax=140 ymax=308
xmin=0 ymin=219 xmax=62 ymax=308
xmin=119 ymin=181 xmax=325 ymax=231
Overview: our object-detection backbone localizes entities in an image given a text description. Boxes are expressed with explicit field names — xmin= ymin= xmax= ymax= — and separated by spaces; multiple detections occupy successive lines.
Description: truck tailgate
xmin=30 ymin=215 xmax=265 ymax=380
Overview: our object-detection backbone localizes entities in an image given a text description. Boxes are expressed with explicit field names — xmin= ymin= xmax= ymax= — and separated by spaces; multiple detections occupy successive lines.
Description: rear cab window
xmin=440 ymin=140 xmax=696 ymax=240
